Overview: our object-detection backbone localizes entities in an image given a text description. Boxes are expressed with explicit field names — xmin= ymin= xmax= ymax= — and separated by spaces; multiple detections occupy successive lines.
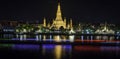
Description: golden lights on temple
xmin=43 ymin=2 xmax=73 ymax=30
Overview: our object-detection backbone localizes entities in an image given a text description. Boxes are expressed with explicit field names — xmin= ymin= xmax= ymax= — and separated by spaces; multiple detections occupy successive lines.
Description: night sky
xmin=0 ymin=0 xmax=120 ymax=24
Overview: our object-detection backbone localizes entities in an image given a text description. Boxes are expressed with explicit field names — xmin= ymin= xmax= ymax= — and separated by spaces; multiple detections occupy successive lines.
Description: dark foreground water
xmin=0 ymin=44 xmax=120 ymax=59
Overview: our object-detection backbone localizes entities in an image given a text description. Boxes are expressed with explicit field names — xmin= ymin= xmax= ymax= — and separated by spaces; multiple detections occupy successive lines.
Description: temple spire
xmin=70 ymin=18 xmax=73 ymax=29
xmin=56 ymin=2 xmax=62 ymax=20
xmin=51 ymin=1 xmax=67 ymax=29
xmin=43 ymin=17 xmax=46 ymax=27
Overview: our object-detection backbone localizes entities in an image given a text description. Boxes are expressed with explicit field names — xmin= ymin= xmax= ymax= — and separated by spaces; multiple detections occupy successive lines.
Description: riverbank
xmin=0 ymin=40 xmax=120 ymax=46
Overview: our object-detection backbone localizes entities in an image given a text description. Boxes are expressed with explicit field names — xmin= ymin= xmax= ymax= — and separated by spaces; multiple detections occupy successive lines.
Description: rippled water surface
xmin=0 ymin=44 xmax=120 ymax=59
xmin=0 ymin=34 xmax=120 ymax=59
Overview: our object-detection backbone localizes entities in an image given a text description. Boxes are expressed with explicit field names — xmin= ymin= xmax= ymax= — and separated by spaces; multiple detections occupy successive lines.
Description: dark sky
xmin=0 ymin=0 xmax=120 ymax=24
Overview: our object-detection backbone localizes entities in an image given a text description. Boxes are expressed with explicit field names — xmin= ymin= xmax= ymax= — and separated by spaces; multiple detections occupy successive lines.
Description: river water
xmin=0 ymin=44 xmax=120 ymax=59
xmin=0 ymin=34 xmax=120 ymax=59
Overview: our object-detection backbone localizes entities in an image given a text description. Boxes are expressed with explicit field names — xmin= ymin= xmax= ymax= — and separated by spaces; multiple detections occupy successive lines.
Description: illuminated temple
xmin=43 ymin=2 xmax=73 ymax=30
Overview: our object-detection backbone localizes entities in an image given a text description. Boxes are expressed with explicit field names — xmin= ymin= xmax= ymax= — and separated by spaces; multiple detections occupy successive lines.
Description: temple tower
xmin=43 ymin=18 xmax=46 ymax=27
xmin=52 ymin=2 xmax=66 ymax=29
xmin=70 ymin=18 xmax=73 ymax=29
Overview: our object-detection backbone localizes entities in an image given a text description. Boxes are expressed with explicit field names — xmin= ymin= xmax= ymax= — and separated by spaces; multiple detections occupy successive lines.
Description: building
xmin=43 ymin=2 xmax=73 ymax=30
xmin=95 ymin=23 xmax=115 ymax=34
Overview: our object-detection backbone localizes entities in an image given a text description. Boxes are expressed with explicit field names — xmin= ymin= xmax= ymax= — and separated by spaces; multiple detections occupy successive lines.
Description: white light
xmin=69 ymin=35 xmax=74 ymax=42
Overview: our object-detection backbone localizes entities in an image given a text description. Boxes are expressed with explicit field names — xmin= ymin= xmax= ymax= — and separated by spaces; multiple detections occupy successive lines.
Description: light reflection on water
xmin=42 ymin=44 xmax=72 ymax=59
xmin=1 ymin=34 xmax=120 ymax=59
xmin=73 ymin=45 xmax=120 ymax=59
xmin=101 ymin=46 xmax=120 ymax=51
xmin=12 ymin=44 xmax=40 ymax=51
xmin=1 ymin=34 xmax=119 ymax=41
xmin=54 ymin=45 xmax=62 ymax=59
xmin=11 ymin=44 xmax=72 ymax=59
xmin=12 ymin=35 xmax=75 ymax=42
xmin=0 ymin=44 xmax=120 ymax=59
xmin=100 ymin=46 xmax=120 ymax=57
